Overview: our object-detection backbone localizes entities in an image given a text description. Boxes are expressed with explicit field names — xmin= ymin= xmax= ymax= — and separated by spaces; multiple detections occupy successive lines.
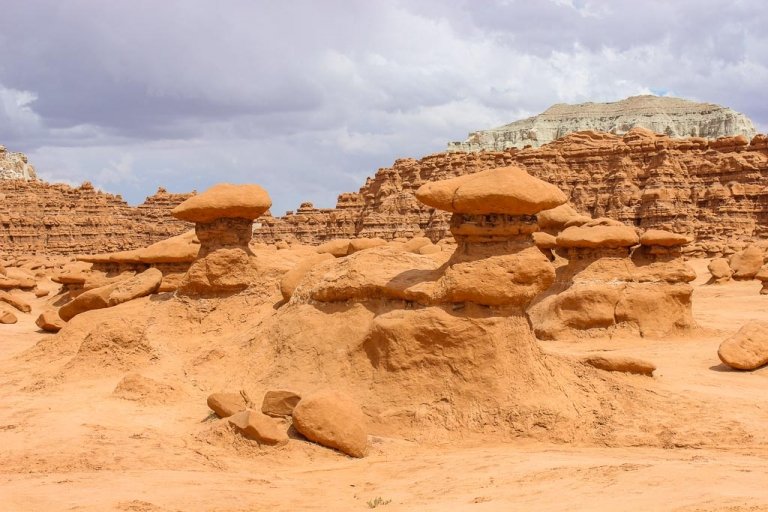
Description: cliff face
xmin=0 ymin=181 xmax=191 ymax=255
xmin=254 ymin=129 xmax=768 ymax=253
xmin=448 ymin=96 xmax=757 ymax=152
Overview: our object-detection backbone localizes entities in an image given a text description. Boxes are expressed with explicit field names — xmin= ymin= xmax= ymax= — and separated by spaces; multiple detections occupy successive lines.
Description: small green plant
xmin=367 ymin=496 xmax=391 ymax=509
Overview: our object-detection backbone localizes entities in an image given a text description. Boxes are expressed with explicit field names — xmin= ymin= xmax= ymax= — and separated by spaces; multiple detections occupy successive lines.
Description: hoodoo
xmin=171 ymin=183 xmax=272 ymax=295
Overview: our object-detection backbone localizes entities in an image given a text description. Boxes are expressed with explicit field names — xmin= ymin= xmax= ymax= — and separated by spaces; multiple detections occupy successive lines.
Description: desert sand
xmin=0 ymin=258 xmax=766 ymax=512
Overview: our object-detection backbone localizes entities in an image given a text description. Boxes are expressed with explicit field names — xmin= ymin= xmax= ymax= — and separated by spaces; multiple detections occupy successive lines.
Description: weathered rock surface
xmin=729 ymin=246 xmax=765 ymax=280
xmin=292 ymin=390 xmax=368 ymax=457
xmin=0 ymin=181 xmax=191 ymax=255
xmin=261 ymin=390 xmax=302 ymax=418
xmin=447 ymin=95 xmax=756 ymax=151
xmin=254 ymin=129 xmax=768 ymax=253
xmin=708 ymin=258 xmax=733 ymax=284
xmin=0 ymin=290 xmax=31 ymax=312
xmin=171 ymin=183 xmax=271 ymax=223
xmin=36 ymin=310 xmax=65 ymax=332
xmin=207 ymin=392 xmax=247 ymax=419
xmin=718 ymin=321 xmax=768 ymax=370
xmin=0 ymin=309 xmax=18 ymax=324
xmin=58 ymin=268 xmax=163 ymax=321
xmin=228 ymin=410 xmax=289 ymax=446
xmin=583 ymin=355 xmax=656 ymax=376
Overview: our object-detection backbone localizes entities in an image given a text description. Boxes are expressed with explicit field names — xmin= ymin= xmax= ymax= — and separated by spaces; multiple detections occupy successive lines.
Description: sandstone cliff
xmin=0 ymin=181 xmax=191 ymax=255
xmin=254 ymin=129 xmax=768 ymax=254
xmin=447 ymin=96 xmax=757 ymax=152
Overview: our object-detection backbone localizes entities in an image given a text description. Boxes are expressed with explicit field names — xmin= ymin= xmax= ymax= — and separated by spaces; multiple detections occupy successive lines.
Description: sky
xmin=1 ymin=0 xmax=766 ymax=214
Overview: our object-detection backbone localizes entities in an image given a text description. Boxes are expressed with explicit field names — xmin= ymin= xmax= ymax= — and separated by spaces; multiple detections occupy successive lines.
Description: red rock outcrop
xmin=254 ymin=130 xmax=768 ymax=254
xmin=0 ymin=181 xmax=191 ymax=255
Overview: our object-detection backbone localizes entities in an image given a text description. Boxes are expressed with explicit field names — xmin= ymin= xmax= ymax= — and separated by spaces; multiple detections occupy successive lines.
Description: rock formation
xmin=718 ymin=321 xmax=768 ymax=370
xmin=528 ymin=222 xmax=696 ymax=339
xmin=0 ymin=180 xmax=191 ymax=255
xmin=0 ymin=146 xmax=37 ymax=180
xmin=447 ymin=95 xmax=757 ymax=151
xmin=254 ymin=129 xmax=768 ymax=254
xmin=171 ymin=183 xmax=271 ymax=295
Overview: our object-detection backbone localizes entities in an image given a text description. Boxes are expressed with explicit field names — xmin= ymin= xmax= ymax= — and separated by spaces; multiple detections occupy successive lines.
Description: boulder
xmin=708 ymin=258 xmax=733 ymax=284
xmin=0 ymin=291 xmax=31 ymax=313
xmin=0 ymin=309 xmax=17 ymax=324
xmin=292 ymin=389 xmax=368 ymax=457
xmin=718 ymin=321 xmax=768 ymax=370
xmin=228 ymin=409 xmax=288 ymax=446
xmin=729 ymin=246 xmax=764 ymax=280
xmin=207 ymin=392 xmax=247 ymax=418
xmin=171 ymin=183 xmax=271 ymax=223
xmin=34 ymin=289 xmax=50 ymax=298
xmin=415 ymin=165 xmax=567 ymax=215
xmin=261 ymin=390 xmax=302 ymax=417
xmin=316 ymin=239 xmax=352 ymax=257
xmin=36 ymin=310 xmax=65 ymax=332
xmin=583 ymin=354 xmax=656 ymax=376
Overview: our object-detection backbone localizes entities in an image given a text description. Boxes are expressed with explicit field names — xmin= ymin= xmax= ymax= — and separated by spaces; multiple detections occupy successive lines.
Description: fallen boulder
xmin=718 ymin=321 xmax=768 ymax=370
xmin=708 ymin=258 xmax=733 ymax=284
xmin=207 ymin=392 xmax=247 ymax=418
xmin=261 ymin=390 xmax=302 ymax=417
xmin=0 ymin=309 xmax=17 ymax=324
xmin=0 ymin=290 xmax=31 ymax=313
xmin=228 ymin=409 xmax=289 ymax=446
xmin=36 ymin=310 xmax=65 ymax=332
xmin=292 ymin=389 xmax=368 ymax=458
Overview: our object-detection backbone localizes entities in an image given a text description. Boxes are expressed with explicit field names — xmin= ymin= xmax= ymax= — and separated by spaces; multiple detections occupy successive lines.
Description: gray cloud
xmin=0 ymin=0 xmax=766 ymax=214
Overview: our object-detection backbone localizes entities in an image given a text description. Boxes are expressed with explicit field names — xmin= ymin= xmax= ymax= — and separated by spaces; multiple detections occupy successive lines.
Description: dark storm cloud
xmin=0 ymin=0 xmax=766 ymax=213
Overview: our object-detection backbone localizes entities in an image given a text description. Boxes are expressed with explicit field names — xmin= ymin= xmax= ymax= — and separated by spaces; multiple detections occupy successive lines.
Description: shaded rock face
xmin=179 ymin=218 xmax=255 ymax=295
xmin=254 ymin=129 xmax=768 ymax=253
xmin=447 ymin=95 xmax=757 ymax=151
xmin=0 ymin=180 xmax=191 ymax=255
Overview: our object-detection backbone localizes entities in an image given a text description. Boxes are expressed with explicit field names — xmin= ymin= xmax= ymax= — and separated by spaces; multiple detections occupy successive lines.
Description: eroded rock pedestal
xmin=171 ymin=183 xmax=271 ymax=296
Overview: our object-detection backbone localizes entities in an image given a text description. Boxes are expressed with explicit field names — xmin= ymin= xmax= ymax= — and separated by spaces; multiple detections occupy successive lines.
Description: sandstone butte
xmin=447 ymin=95 xmax=756 ymax=151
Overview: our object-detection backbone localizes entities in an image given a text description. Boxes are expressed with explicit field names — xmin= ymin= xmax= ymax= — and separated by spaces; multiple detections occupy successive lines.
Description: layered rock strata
xmin=254 ymin=129 xmax=768 ymax=254
xmin=0 ymin=181 xmax=191 ymax=255
xmin=447 ymin=95 xmax=757 ymax=151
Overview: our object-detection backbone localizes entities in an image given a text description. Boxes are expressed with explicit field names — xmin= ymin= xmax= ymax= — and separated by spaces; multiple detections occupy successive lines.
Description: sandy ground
xmin=1 ymin=259 xmax=768 ymax=511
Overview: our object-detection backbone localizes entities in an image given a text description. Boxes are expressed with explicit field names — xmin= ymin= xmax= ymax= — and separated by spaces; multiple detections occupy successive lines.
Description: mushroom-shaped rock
xmin=557 ymin=219 xmax=639 ymax=249
xmin=173 ymin=183 xmax=272 ymax=295
xmin=639 ymin=230 xmax=691 ymax=247
xmin=415 ymin=165 xmax=567 ymax=215
xmin=171 ymin=183 xmax=271 ymax=223
xmin=718 ymin=321 xmax=768 ymax=370
xmin=292 ymin=390 xmax=368 ymax=458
